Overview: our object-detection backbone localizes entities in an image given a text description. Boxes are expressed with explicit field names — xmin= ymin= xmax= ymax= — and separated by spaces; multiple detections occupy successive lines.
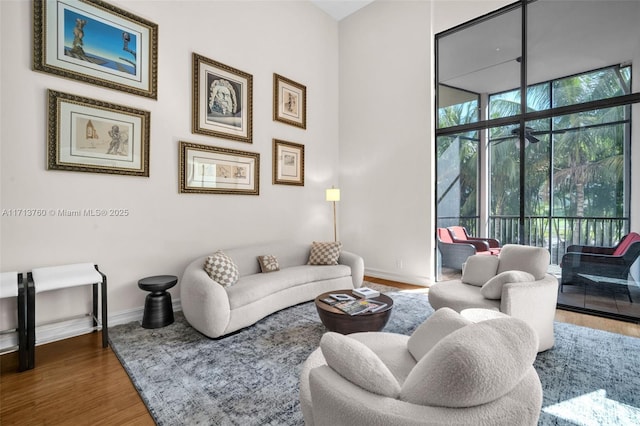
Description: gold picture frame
xmin=34 ymin=0 xmax=158 ymax=99
xmin=48 ymin=90 xmax=150 ymax=176
xmin=179 ymin=141 xmax=259 ymax=195
xmin=192 ymin=53 xmax=253 ymax=143
xmin=273 ymin=139 xmax=304 ymax=186
xmin=273 ymin=74 xmax=306 ymax=129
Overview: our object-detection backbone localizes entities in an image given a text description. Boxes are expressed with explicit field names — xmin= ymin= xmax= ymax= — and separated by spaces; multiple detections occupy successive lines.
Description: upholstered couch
xmin=300 ymin=308 xmax=542 ymax=426
xmin=180 ymin=241 xmax=364 ymax=338
xmin=429 ymin=244 xmax=558 ymax=352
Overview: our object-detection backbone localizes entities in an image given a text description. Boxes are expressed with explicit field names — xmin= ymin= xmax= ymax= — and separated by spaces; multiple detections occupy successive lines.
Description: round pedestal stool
xmin=138 ymin=275 xmax=178 ymax=329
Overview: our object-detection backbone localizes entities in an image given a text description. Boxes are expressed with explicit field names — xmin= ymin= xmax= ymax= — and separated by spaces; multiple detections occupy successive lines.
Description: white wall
xmin=0 ymin=0 xmax=339 ymax=335
xmin=338 ymin=0 xmax=511 ymax=285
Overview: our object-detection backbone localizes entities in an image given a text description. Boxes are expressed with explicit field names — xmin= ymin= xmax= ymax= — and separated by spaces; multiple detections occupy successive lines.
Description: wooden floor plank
xmin=0 ymin=332 xmax=154 ymax=425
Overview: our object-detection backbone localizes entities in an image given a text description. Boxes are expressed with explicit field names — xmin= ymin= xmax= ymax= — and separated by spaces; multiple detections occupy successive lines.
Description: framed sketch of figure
xmin=273 ymin=74 xmax=306 ymax=129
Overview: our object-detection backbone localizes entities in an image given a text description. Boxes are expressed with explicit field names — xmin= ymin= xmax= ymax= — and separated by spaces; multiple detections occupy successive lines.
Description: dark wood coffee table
xmin=314 ymin=290 xmax=394 ymax=334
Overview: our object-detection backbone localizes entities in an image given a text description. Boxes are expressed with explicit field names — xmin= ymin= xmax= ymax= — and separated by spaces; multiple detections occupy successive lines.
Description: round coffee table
xmin=314 ymin=290 xmax=394 ymax=334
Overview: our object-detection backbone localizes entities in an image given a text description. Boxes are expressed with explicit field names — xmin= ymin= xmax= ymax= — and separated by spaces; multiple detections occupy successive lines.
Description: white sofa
xmin=428 ymin=244 xmax=558 ymax=352
xmin=300 ymin=308 xmax=542 ymax=426
xmin=180 ymin=241 xmax=364 ymax=338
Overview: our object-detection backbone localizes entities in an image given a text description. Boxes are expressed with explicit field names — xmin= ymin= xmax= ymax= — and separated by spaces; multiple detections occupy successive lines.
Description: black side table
xmin=138 ymin=275 xmax=178 ymax=329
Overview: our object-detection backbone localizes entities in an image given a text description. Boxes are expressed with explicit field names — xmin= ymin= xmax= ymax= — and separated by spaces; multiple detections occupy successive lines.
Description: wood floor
xmin=2 ymin=277 xmax=639 ymax=424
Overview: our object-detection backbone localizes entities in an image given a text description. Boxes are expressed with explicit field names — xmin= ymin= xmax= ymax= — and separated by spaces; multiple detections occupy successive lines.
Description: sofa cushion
xmin=497 ymin=244 xmax=549 ymax=280
xmin=481 ymin=270 xmax=535 ymax=299
xmin=257 ymin=255 xmax=279 ymax=273
xmin=226 ymin=264 xmax=351 ymax=309
xmin=308 ymin=241 xmax=342 ymax=265
xmin=461 ymin=255 xmax=500 ymax=286
xmin=407 ymin=307 xmax=472 ymax=361
xmin=203 ymin=251 xmax=239 ymax=287
xmin=320 ymin=332 xmax=401 ymax=398
xmin=400 ymin=317 xmax=538 ymax=408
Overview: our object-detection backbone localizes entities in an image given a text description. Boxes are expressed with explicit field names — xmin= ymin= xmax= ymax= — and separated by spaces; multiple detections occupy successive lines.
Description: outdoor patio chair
xmin=560 ymin=232 xmax=640 ymax=298
xmin=437 ymin=228 xmax=492 ymax=271
xmin=447 ymin=226 xmax=501 ymax=255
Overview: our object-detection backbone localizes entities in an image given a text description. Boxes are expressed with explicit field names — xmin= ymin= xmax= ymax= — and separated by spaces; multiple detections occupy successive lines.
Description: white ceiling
xmin=439 ymin=0 xmax=640 ymax=95
xmin=310 ymin=0 xmax=374 ymax=21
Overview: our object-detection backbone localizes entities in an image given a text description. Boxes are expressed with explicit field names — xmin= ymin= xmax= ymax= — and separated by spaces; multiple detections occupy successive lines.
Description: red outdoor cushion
xmin=612 ymin=232 xmax=640 ymax=256
xmin=438 ymin=228 xmax=454 ymax=243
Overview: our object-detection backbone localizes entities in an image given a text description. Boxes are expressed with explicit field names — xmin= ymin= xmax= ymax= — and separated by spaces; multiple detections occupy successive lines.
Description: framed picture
xmin=179 ymin=141 xmax=259 ymax=195
xmin=48 ymin=90 xmax=150 ymax=176
xmin=273 ymin=139 xmax=304 ymax=186
xmin=273 ymin=74 xmax=306 ymax=129
xmin=193 ymin=53 xmax=253 ymax=143
xmin=34 ymin=0 xmax=158 ymax=99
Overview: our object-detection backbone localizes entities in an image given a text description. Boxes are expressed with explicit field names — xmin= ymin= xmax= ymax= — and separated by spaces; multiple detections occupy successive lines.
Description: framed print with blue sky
xmin=34 ymin=0 xmax=158 ymax=99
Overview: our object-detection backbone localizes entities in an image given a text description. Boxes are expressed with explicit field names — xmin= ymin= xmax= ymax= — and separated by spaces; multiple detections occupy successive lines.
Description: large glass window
xmin=435 ymin=0 xmax=640 ymax=321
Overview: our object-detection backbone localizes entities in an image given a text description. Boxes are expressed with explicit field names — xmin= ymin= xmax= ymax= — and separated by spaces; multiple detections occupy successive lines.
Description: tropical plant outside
xmin=436 ymin=65 xmax=631 ymax=262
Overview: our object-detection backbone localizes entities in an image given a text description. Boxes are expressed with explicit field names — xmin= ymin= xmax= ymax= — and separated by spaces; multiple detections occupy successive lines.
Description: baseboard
xmin=0 ymin=299 xmax=182 ymax=353
xmin=364 ymin=268 xmax=430 ymax=287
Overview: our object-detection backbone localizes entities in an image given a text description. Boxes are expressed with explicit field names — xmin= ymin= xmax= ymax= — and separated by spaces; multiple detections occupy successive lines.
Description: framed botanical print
xmin=179 ymin=141 xmax=259 ymax=195
xmin=273 ymin=74 xmax=306 ymax=129
xmin=47 ymin=90 xmax=150 ymax=176
xmin=192 ymin=53 xmax=253 ymax=143
xmin=273 ymin=139 xmax=304 ymax=186
xmin=34 ymin=0 xmax=158 ymax=99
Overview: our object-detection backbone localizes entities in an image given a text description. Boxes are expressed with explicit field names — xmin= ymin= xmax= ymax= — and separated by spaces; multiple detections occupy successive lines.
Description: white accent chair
xmin=428 ymin=244 xmax=558 ymax=352
xmin=300 ymin=308 xmax=542 ymax=426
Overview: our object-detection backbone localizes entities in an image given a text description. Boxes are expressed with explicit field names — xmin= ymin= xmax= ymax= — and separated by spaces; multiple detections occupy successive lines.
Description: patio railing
xmin=437 ymin=215 xmax=630 ymax=265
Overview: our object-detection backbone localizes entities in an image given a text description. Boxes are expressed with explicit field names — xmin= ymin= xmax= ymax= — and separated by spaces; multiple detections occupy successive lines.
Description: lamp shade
xmin=325 ymin=188 xmax=340 ymax=202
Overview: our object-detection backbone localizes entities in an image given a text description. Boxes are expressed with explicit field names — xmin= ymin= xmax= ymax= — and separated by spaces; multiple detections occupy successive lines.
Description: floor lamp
xmin=325 ymin=187 xmax=340 ymax=242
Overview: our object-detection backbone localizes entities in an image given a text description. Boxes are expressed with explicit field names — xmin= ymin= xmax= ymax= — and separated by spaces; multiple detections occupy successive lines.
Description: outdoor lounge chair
xmin=447 ymin=226 xmax=501 ymax=255
xmin=560 ymin=232 xmax=640 ymax=299
xmin=437 ymin=228 xmax=492 ymax=271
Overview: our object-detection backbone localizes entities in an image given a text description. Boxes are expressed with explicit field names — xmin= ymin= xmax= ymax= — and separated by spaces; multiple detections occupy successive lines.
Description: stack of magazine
xmin=333 ymin=298 xmax=387 ymax=315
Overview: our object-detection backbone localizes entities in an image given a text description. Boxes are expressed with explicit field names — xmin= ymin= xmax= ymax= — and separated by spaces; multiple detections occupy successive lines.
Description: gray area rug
xmin=109 ymin=292 xmax=640 ymax=426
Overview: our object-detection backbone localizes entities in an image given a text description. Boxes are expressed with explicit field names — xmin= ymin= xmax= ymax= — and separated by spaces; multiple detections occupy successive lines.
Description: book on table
xmin=353 ymin=287 xmax=380 ymax=298
xmin=329 ymin=293 xmax=355 ymax=302
xmin=320 ymin=297 xmax=339 ymax=306
xmin=334 ymin=299 xmax=388 ymax=315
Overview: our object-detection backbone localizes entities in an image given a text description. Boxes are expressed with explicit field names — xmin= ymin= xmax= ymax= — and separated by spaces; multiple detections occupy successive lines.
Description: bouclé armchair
xmin=300 ymin=308 xmax=542 ymax=426
xmin=429 ymin=244 xmax=558 ymax=352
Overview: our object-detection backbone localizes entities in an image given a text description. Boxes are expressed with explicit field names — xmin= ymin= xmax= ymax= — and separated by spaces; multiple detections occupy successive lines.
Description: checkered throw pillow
xmin=257 ymin=255 xmax=280 ymax=273
xmin=308 ymin=241 xmax=342 ymax=265
xmin=203 ymin=250 xmax=239 ymax=287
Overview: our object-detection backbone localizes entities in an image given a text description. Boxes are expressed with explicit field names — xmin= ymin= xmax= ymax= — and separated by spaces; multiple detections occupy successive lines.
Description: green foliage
xmin=437 ymin=65 xmax=630 ymax=235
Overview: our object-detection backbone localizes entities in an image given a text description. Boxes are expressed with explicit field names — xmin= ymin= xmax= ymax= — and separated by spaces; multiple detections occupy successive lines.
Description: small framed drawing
xmin=193 ymin=53 xmax=253 ymax=143
xmin=34 ymin=0 xmax=158 ymax=99
xmin=273 ymin=139 xmax=304 ymax=186
xmin=179 ymin=141 xmax=259 ymax=195
xmin=48 ymin=90 xmax=150 ymax=176
xmin=273 ymin=74 xmax=306 ymax=129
